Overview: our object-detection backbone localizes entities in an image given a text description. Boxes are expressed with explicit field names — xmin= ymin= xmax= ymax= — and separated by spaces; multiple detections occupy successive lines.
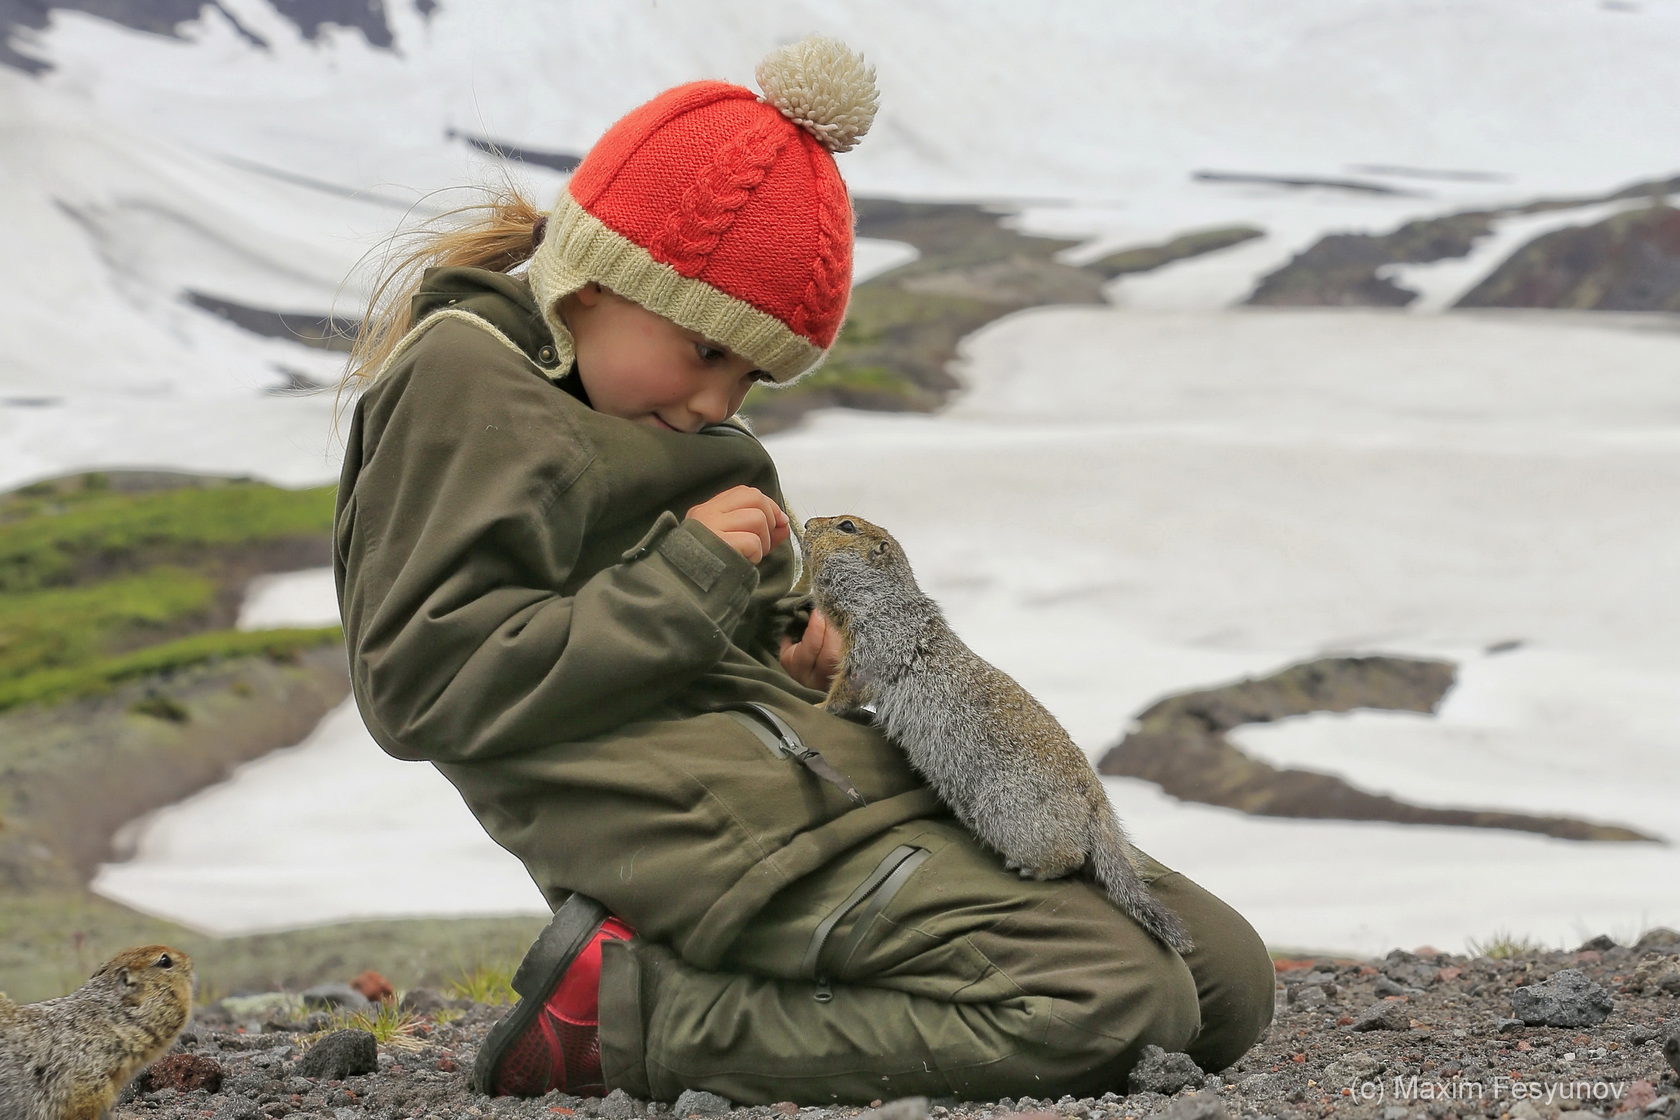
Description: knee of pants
xmin=1049 ymin=948 xmax=1203 ymax=1073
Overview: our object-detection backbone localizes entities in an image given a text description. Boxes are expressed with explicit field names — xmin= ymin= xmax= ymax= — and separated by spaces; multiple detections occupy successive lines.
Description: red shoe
xmin=470 ymin=894 xmax=634 ymax=1097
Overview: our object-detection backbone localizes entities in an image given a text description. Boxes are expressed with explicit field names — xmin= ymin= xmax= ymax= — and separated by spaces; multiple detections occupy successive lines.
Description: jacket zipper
xmin=800 ymin=843 xmax=931 ymax=1003
xmin=720 ymin=704 xmax=867 ymax=807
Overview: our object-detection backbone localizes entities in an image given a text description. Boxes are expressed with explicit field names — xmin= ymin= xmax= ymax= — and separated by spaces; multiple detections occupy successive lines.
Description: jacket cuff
xmin=621 ymin=511 xmax=758 ymax=619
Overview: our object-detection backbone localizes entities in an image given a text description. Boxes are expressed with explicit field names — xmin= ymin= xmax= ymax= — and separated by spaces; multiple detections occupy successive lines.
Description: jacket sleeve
xmin=338 ymin=327 xmax=760 ymax=763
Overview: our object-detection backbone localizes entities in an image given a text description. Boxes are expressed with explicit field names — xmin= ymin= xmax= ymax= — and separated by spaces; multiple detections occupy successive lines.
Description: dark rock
xmin=136 ymin=1052 xmax=224 ymax=1093
xmin=674 ymin=1089 xmax=736 ymax=1115
xmin=1511 ymin=968 xmax=1615 ymax=1027
xmin=1578 ymin=934 xmax=1618 ymax=951
xmin=1375 ymin=977 xmax=1423 ymax=998
xmin=1282 ymin=969 xmax=1337 ymax=987
xmin=301 ymin=983 xmax=374 ymax=1012
xmin=1352 ymin=1001 xmax=1413 ymax=1031
xmin=1456 ymin=204 xmax=1680 ymax=313
xmin=1664 ymin=1022 xmax=1680 ymax=1077
xmin=599 ymin=1088 xmax=648 ymax=1119
xmin=1629 ymin=954 xmax=1680 ymax=994
xmin=1288 ymin=984 xmax=1327 ymax=1008
xmin=1496 ymin=1017 xmax=1525 ymax=1032
xmin=294 ymin=1028 xmax=378 ymax=1079
xmin=1637 ymin=928 xmax=1680 ymax=953
xmin=1127 ymin=1043 xmax=1206 ymax=1095
xmin=399 ymin=987 xmax=449 ymax=1015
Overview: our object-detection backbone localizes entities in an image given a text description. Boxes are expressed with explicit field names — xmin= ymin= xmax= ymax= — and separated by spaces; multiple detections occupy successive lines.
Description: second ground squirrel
xmin=804 ymin=514 xmax=1194 ymax=954
xmin=0 ymin=945 xmax=195 ymax=1120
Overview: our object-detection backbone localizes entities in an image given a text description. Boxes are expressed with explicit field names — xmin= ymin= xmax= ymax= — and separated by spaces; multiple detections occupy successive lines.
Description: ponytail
xmin=336 ymin=182 xmax=546 ymax=415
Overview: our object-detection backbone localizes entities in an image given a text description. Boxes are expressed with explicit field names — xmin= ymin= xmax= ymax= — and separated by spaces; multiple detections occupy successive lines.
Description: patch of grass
xmin=0 ymin=567 xmax=217 ymax=679
xmin=446 ymin=961 xmax=518 ymax=1006
xmin=0 ymin=480 xmax=334 ymax=593
xmin=1466 ymin=929 xmax=1552 ymax=959
xmin=0 ymin=626 xmax=341 ymax=713
xmin=309 ymin=1001 xmax=428 ymax=1052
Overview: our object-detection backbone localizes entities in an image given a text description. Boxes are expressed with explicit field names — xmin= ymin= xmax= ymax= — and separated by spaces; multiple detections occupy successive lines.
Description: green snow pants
xmin=598 ymin=819 xmax=1276 ymax=1104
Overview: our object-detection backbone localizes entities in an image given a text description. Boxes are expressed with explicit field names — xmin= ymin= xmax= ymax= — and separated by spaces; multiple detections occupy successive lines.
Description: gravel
xmin=113 ymin=936 xmax=1680 ymax=1120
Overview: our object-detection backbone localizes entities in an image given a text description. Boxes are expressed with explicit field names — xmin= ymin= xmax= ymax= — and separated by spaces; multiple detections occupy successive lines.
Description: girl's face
xmin=563 ymin=285 xmax=769 ymax=432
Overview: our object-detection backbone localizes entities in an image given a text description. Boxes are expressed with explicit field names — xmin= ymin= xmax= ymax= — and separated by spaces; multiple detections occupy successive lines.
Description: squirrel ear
xmin=870 ymin=540 xmax=890 ymax=560
xmin=116 ymin=966 xmax=134 ymax=989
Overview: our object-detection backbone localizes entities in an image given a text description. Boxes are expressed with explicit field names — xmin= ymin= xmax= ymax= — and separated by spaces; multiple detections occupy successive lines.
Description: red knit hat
xmin=528 ymin=36 xmax=878 ymax=384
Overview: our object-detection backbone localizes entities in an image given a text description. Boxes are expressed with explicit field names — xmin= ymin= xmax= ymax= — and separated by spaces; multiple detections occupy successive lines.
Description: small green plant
xmin=1466 ymin=929 xmax=1551 ymax=959
xmin=312 ymin=1001 xmax=427 ymax=1052
xmin=446 ymin=961 xmax=518 ymax=1006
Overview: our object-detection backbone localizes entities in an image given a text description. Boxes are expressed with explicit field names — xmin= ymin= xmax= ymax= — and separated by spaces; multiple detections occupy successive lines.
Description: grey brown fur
xmin=0 ymin=945 xmax=194 ymax=1120
xmin=804 ymin=515 xmax=1193 ymax=954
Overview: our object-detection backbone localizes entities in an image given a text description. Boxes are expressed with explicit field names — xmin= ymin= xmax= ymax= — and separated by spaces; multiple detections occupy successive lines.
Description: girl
xmin=333 ymin=36 xmax=1274 ymax=1106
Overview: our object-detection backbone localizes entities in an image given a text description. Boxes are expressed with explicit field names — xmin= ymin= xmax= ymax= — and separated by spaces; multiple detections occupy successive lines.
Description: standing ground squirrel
xmin=804 ymin=515 xmax=1194 ymax=954
xmin=0 ymin=945 xmax=195 ymax=1120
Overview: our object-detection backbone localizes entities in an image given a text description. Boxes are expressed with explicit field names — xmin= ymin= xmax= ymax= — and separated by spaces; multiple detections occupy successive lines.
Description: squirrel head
xmin=802 ymin=514 xmax=921 ymax=614
xmin=93 ymin=945 xmax=195 ymax=1011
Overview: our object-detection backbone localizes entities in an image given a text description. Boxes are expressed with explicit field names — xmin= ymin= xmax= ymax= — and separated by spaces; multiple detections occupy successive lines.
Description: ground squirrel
xmin=0 ymin=945 xmax=195 ymax=1120
xmin=804 ymin=515 xmax=1194 ymax=954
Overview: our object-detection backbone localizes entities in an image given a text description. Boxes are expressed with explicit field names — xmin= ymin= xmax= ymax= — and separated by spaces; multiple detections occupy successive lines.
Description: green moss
xmin=0 ymin=481 xmax=334 ymax=593
xmin=0 ymin=626 xmax=342 ymax=713
xmin=0 ymin=567 xmax=218 ymax=680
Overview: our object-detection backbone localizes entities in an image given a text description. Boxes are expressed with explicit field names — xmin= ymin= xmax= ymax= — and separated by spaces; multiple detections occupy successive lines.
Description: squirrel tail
xmin=1088 ymin=806 xmax=1196 ymax=955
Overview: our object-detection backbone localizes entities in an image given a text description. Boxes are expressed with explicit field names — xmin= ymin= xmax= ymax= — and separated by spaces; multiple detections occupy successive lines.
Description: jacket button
xmin=538 ymin=345 xmax=557 ymax=365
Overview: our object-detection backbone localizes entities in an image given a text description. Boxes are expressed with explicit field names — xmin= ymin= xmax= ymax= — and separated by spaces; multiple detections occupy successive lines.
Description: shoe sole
xmin=469 ymin=892 xmax=610 ymax=1095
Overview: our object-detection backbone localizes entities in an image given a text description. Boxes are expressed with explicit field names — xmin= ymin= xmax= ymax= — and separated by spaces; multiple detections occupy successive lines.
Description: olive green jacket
xmin=334 ymin=268 xmax=940 ymax=966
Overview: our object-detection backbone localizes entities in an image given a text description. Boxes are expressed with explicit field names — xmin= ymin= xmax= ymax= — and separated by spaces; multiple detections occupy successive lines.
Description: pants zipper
xmin=801 ymin=843 xmax=930 ymax=1002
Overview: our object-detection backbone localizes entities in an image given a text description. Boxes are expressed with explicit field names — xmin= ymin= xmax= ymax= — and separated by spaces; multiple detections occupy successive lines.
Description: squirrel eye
xmin=837 ymin=519 xmax=857 ymax=533
xmin=157 ymin=953 xmax=173 ymax=969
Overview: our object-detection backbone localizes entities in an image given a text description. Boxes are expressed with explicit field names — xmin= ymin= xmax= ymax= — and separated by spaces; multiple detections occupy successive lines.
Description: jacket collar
xmin=412 ymin=267 xmax=565 ymax=376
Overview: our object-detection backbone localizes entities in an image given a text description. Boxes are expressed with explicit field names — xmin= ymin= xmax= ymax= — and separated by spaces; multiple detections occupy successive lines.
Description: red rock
xmin=1437 ymin=966 xmax=1463 ymax=982
xmin=435 ymin=1057 xmax=458 ymax=1073
xmin=1615 ymin=1080 xmax=1656 ymax=1114
xmin=1336 ymin=1016 xmax=1354 ymax=1026
xmin=1516 ymin=1041 xmax=1532 ymax=1051
xmin=1576 ymin=950 xmax=1603 ymax=964
xmin=1572 ymin=1033 xmax=1592 ymax=1046
xmin=351 ymin=969 xmax=395 ymax=1003
xmin=1292 ymin=1053 xmax=1307 ymax=1063
xmin=138 ymin=1054 xmax=223 ymax=1093
xmin=772 ymin=1104 xmax=799 ymax=1116
xmin=1412 ymin=944 xmax=1443 ymax=956
xmin=1273 ymin=958 xmax=1316 ymax=972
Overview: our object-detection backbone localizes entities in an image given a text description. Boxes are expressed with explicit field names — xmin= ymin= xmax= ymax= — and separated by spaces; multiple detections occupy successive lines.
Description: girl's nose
xmin=690 ymin=378 xmax=739 ymax=425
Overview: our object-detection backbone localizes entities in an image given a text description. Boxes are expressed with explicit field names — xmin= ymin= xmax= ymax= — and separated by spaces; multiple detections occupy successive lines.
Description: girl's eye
xmin=695 ymin=343 xmax=725 ymax=364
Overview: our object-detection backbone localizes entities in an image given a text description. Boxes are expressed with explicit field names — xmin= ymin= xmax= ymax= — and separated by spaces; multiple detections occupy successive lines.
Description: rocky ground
xmin=109 ymin=931 xmax=1680 ymax=1120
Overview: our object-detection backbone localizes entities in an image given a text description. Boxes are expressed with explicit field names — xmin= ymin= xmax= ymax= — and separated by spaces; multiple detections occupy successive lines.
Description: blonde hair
xmin=335 ymin=182 xmax=546 ymax=418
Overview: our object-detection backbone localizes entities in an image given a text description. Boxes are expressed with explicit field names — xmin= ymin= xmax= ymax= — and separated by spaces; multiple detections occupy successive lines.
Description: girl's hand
xmin=686 ymin=485 xmax=789 ymax=564
xmin=779 ymin=608 xmax=842 ymax=692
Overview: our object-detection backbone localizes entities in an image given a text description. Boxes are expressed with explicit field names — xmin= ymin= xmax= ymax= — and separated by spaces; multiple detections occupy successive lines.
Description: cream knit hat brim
xmin=527 ymin=192 xmax=826 ymax=384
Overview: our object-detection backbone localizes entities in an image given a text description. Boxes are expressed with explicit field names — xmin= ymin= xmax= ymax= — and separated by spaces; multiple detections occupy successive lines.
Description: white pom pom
xmin=755 ymin=35 xmax=879 ymax=154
